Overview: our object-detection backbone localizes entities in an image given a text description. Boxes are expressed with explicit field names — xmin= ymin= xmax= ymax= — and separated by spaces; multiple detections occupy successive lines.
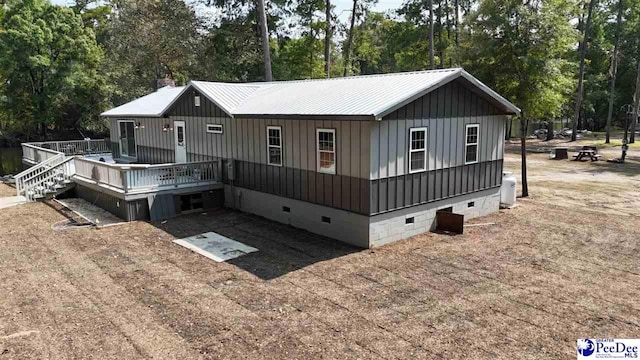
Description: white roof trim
xmin=373 ymin=69 xmax=520 ymax=120
xmin=459 ymin=70 xmax=521 ymax=115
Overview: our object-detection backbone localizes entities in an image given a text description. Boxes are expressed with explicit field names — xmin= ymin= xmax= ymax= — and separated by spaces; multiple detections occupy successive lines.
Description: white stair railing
xmin=15 ymin=154 xmax=76 ymax=201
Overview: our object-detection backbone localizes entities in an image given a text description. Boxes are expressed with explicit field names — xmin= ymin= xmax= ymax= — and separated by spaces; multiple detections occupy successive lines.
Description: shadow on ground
xmin=152 ymin=208 xmax=361 ymax=280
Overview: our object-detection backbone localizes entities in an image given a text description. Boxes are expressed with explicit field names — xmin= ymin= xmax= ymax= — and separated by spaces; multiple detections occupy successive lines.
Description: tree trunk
xmin=605 ymin=0 xmax=624 ymax=144
xmin=309 ymin=9 xmax=314 ymax=78
xmin=324 ymin=0 xmax=331 ymax=79
xmin=256 ymin=0 xmax=273 ymax=81
xmin=520 ymin=111 xmax=529 ymax=198
xmin=454 ymin=0 xmax=460 ymax=66
xmin=631 ymin=61 xmax=640 ymax=143
xmin=343 ymin=0 xmax=358 ymax=77
xmin=571 ymin=0 xmax=597 ymax=141
xmin=428 ymin=0 xmax=435 ymax=69
xmin=437 ymin=0 xmax=444 ymax=68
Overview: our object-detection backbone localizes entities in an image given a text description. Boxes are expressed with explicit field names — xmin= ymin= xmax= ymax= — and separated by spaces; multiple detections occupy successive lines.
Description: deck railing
xmin=21 ymin=143 xmax=64 ymax=164
xmin=22 ymin=139 xmax=110 ymax=161
xmin=74 ymin=157 xmax=223 ymax=194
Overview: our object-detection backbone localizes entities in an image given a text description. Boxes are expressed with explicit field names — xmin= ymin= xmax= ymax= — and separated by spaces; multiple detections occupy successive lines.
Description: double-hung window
xmin=317 ymin=129 xmax=336 ymax=174
xmin=409 ymin=127 xmax=427 ymax=173
xmin=118 ymin=120 xmax=137 ymax=158
xmin=465 ymin=124 xmax=479 ymax=164
xmin=267 ymin=126 xmax=283 ymax=166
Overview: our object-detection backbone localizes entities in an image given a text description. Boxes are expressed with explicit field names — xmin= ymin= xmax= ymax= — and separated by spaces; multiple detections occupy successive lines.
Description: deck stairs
xmin=14 ymin=154 xmax=76 ymax=202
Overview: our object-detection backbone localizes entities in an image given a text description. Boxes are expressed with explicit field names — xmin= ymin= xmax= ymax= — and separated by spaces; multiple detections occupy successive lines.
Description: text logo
xmin=577 ymin=339 xmax=595 ymax=357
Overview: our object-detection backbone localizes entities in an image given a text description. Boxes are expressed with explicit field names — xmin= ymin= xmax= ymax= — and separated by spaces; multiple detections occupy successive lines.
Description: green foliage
xmin=463 ymin=0 xmax=578 ymax=120
xmin=0 ymin=0 xmax=108 ymax=139
xmin=2 ymin=0 xmax=640 ymax=139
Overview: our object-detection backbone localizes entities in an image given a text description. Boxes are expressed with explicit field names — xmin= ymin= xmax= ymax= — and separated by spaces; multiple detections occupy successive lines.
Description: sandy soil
xmin=0 ymin=183 xmax=16 ymax=197
xmin=0 ymin=143 xmax=638 ymax=359
xmin=506 ymin=139 xmax=640 ymax=217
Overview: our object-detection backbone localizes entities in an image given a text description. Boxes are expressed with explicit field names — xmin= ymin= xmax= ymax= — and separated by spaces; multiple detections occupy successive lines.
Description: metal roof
xmin=101 ymin=69 xmax=520 ymax=118
xmin=177 ymin=81 xmax=264 ymax=116
xmin=101 ymin=86 xmax=186 ymax=117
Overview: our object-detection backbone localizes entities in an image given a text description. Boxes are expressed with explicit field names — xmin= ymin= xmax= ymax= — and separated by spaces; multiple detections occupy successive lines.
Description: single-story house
xmin=32 ymin=68 xmax=521 ymax=248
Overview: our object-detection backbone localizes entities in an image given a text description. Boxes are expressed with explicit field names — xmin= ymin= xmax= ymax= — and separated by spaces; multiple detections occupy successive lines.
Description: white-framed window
xmin=409 ymin=127 xmax=427 ymax=173
xmin=267 ymin=126 xmax=283 ymax=166
xmin=207 ymin=124 xmax=223 ymax=134
xmin=118 ymin=119 xmax=137 ymax=158
xmin=317 ymin=128 xmax=336 ymax=174
xmin=465 ymin=124 xmax=480 ymax=164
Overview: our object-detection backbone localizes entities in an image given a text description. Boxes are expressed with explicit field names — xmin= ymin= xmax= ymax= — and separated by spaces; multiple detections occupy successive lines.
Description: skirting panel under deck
xmin=75 ymin=184 xmax=150 ymax=221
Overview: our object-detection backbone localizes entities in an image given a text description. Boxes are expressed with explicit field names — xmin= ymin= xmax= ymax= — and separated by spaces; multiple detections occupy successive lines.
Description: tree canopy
xmin=1 ymin=0 xmax=640 ymax=142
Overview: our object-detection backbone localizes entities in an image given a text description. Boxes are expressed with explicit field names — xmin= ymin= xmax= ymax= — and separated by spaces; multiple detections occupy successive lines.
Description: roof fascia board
xmin=156 ymin=85 xmax=192 ymax=117
xmin=101 ymin=114 xmax=163 ymax=118
xmin=234 ymin=114 xmax=376 ymax=121
xmin=458 ymin=70 xmax=521 ymax=115
xmin=374 ymin=69 xmax=521 ymax=120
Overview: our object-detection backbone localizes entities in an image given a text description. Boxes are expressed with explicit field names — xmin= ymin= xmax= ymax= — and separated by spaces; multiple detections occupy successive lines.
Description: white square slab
xmin=173 ymin=232 xmax=258 ymax=262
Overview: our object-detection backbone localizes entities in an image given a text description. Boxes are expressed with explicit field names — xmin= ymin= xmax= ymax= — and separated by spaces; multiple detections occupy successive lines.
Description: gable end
xmin=167 ymin=89 xmax=231 ymax=118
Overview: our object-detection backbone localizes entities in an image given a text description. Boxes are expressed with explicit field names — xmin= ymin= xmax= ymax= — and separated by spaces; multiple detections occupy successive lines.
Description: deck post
xmin=121 ymin=168 xmax=129 ymax=194
xmin=173 ymin=166 xmax=177 ymax=188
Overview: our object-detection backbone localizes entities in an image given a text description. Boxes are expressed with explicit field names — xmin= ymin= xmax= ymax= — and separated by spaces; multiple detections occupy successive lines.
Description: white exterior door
xmin=174 ymin=121 xmax=187 ymax=163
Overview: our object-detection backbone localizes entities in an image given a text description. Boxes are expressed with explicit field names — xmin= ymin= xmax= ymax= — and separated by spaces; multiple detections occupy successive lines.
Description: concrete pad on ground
xmin=0 ymin=196 xmax=27 ymax=209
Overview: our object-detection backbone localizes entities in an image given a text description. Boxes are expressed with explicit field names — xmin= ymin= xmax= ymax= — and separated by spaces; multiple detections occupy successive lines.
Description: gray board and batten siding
xmin=108 ymin=117 xmax=175 ymax=164
xmin=148 ymin=88 xmax=373 ymax=215
xmin=107 ymin=78 xmax=508 ymax=217
xmin=370 ymin=79 xmax=507 ymax=214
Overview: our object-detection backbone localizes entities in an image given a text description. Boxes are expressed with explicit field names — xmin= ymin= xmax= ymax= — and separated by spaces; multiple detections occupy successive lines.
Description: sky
xmin=333 ymin=0 xmax=404 ymax=20
xmin=50 ymin=0 xmax=406 ymax=19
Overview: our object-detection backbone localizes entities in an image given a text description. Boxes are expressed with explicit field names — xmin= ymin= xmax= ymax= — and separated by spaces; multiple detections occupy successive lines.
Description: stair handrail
xmin=15 ymin=153 xmax=65 ymax=196
xmin=17 ymin=156 xmax=75 ymax=201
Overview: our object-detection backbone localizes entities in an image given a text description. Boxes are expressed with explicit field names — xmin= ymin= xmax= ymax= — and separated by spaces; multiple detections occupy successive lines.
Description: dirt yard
xmin=0 ymin=140 xmax=639 ymax=359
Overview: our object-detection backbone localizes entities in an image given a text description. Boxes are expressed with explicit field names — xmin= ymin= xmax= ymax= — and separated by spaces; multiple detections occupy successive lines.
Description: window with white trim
xmin=207 ymin=124 xmax=223 ymax=134
xmin=317 ymin=129 xmax=336 ymax=174
xmin=409 ymin=127 xmax=427 ymax=173
xmin=267 ymin=126 xmax=282 ymax=166
xmin=465 ymin=124 xmax=480 ymax=164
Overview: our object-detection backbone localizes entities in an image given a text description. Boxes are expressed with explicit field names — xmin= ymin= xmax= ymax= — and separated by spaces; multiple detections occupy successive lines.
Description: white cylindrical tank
xmin=500 ymin=171 xmax=517 ymax=208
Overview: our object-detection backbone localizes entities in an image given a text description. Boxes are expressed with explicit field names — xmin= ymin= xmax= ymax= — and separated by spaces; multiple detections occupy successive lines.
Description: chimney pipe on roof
xmin=156 ymin=77 xmax=176 ymax=90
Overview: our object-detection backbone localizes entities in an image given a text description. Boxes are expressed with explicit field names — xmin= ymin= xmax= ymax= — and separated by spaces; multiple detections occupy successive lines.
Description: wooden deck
xmin=19 ymin=140 xmax=224 ymax=201
xmin=73 ymin=157 xmax=224 ymax=199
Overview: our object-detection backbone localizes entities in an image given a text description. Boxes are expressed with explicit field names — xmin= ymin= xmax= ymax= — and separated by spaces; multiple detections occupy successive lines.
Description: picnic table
xmin=573 ymin=148 xmax=602 ymax=162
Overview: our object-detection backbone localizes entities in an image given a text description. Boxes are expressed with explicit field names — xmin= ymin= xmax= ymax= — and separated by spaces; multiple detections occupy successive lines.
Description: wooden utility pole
xmin=257 ymin=0 xmax=273 ymax=81
xmin=571 ymin=0 xmax=597 ymax=141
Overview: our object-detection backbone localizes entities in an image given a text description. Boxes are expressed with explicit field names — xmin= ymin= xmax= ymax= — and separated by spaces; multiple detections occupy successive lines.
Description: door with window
xmin=119 ymin=120 xmax=137 ymax=158
xmin=174 ymin=121 xmax=187 ymax=163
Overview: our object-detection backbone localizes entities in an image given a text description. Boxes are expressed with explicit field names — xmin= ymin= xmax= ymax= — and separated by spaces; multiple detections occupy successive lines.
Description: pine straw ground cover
xmin=0 ymin=148 xmax=639 ymax=359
